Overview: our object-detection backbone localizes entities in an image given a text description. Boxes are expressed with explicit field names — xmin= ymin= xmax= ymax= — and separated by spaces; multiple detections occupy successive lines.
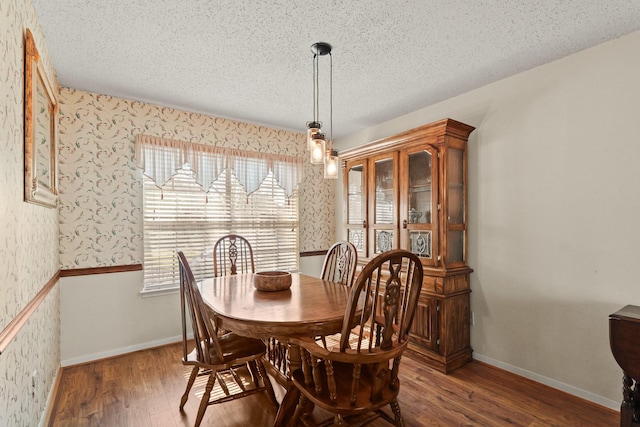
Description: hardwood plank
xmin=48 ymin=342 xmax=619 ymax=426
xmin=403 ymin=360 xmax=535 ymax=425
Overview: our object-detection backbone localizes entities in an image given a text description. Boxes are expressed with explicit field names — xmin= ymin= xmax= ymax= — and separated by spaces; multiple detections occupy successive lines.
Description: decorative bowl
xmin=253 ymin=271 xmax=292 ymax=292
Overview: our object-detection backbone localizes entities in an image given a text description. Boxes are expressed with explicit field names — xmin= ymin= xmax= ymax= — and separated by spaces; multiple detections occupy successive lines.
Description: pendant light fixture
xmin=306 ymin=42 xmax=338 ymax=178
xmin=324 ymin=149 xmax=339 ymax=179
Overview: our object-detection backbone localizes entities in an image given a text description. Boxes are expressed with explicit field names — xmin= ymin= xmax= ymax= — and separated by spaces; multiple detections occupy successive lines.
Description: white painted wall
xmin=299 ymin=255 xmax=325 ymax=278
xmin=335 ymin=30 xmax=640 ymax=407
xmin=60 ymin=271 xmax=182 ymax=365
xmin=60 ymin=256 xmax=325 ymax=365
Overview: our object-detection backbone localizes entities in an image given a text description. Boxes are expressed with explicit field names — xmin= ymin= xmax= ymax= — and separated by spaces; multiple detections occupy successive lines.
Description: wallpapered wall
xmin=57 ymin=88 xmax=335 ymax=269
xmin=0 ymin=0 xmax=61 ymax=426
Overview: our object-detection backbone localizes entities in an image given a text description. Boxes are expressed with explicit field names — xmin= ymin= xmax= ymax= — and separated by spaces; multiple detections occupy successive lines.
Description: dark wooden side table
xmin=610 ymin=305 xmax=640 ymax=427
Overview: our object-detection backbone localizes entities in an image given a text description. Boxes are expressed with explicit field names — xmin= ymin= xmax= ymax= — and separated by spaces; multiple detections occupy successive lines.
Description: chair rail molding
xmin=0 ymin=271 xmax=60 ymax=354
xmin=59 ymin=264 xmax=142 ymax=277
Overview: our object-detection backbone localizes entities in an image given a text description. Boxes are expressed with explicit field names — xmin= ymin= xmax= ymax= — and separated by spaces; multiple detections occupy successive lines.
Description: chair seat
xmin=185 ymin=333 xmax=266 ymax=365
xmin=292 ymin=360 xmax=399 ymax=414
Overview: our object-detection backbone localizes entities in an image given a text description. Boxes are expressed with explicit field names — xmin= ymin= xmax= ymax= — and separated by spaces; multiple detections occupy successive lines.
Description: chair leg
xmin=390 ymin=399 xmax=404 ymax=427
xmin=257 ymin=359 xmax=279 ymax=406
xmin=248 ymin=360 xmax=260 ymax=384
xmin=291 ymin=393 xmax=307 ymax=426
xmin=195 ymin=370 xmax=217 ymax=427
xmin=180 ymin=366 xmax=199 ymax=411
xmin=332 ymin=414 xmax=348 ymax=426
xmin=274 ymin=388 xmax=300 ymax=427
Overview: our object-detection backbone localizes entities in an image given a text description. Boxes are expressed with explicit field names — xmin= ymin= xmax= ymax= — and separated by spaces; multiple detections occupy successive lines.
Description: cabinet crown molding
xmin=340 ymin=118 xmax=475 ymax=160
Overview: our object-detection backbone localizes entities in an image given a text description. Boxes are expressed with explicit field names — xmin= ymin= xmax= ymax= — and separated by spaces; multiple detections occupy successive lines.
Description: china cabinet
xmin=341 ymin=118 xmax=475 ymax=373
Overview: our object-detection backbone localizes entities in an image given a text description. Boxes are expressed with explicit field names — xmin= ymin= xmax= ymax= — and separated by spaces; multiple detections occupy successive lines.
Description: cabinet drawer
xmin=420 ymin=275 xmax=442 ymax=293
xmin=445 ymin=274 xmax=469 ymax=294
xmin=421 ymin=273 xmax=469 ymax=295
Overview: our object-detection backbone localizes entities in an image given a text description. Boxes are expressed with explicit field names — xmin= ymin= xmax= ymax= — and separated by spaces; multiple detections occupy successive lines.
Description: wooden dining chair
xmin=321 ymin=241 xmax=358 ymax=287
xmin=289 ymin=249 xmax=424 ymax=427
xmin=213 ymin=234 xmax=255 ymax=277
xmin=177 ymin=251 xmax=277 ymax=427
xmin=268 ymin=242 xmax=359 ymax=378
xmin=317 ymin=241 xmax=358 ymax=350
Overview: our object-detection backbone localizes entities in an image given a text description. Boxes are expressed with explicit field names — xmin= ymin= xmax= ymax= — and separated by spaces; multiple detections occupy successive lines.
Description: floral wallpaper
xmin=57 ymin=89 xmax=335 ymax=269
xmin=0 ymin=0 xmax=61 ymax=426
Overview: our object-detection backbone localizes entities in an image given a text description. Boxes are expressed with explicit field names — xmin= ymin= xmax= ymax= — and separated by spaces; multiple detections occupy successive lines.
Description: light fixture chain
xmin=329 ymin=51 xmax=333 ymax=150
xmin=313 ymin=53 xmax=319 ymax=123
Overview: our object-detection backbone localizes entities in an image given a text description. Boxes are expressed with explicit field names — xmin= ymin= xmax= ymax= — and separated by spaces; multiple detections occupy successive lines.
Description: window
xmin=142 ymin=165 xmax=299 ymax=294
xmin=135 ymin=134 xmax=303 ymax=294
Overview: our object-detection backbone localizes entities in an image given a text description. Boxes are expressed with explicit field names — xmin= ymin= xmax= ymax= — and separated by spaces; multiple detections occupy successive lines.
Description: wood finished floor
xmin=47 ymin=342 xmax=619 ymax=426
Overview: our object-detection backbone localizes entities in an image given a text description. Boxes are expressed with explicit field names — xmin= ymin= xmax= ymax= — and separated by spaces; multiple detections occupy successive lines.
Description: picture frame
xmin=24 ymin=28 xmax=58 ymax=208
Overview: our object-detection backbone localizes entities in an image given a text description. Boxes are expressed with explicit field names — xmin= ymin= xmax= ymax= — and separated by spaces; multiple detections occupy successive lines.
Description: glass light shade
xmin=306 ymin=122 xmax=321 ymax=151
xmin=310 ymin=134 xmax=326 ymax=164
xmin=324 ymin=150 xmax=339 ymax=179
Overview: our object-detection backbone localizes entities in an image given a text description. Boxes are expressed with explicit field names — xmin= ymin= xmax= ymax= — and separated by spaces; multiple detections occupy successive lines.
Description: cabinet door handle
xmin=363 ymin=220 xmax=367 ymax=228
xmin=402 ymin=219 xmax=408 ymax=229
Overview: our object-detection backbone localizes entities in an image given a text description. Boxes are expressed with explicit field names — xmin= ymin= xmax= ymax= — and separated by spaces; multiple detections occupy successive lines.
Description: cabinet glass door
xmin=446 ymin=147 xmax=466 ymax=265
xmin=345 ymin=161 xmax=367 ymax=257
xmin=401 ymin=147 xmax=438 ymax=266
xmin=370 ymin=153 xmax=397 ymax=255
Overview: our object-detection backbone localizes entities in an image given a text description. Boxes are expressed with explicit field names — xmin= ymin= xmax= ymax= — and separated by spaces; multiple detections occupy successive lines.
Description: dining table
xmin=198 ymin=271 xmax=355 ymax=427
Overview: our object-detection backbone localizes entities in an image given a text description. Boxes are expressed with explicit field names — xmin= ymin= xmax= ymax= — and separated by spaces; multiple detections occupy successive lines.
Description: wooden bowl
xmin=253 ymin=271 xmax=292 ymax=292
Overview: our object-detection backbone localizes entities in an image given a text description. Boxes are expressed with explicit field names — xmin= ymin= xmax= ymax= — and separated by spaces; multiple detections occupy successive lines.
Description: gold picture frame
xmin=24 ymin=28 xmax=58 ymax=208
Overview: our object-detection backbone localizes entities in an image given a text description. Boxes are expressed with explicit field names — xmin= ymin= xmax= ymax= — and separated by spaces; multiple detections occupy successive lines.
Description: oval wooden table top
xmin=199 ymin=272 xmax=352 ymax=339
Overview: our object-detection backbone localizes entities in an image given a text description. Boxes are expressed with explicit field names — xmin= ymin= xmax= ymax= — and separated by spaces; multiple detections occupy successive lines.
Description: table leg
xmin=273 ymin=343 xmax=310 ymax=427
xmin=287 ymin=343 xmax=301 ymax=376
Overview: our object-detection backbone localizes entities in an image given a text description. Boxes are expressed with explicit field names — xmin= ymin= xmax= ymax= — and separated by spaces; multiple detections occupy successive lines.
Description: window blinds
xmin=142 ymin=165 xmax=299 ymax=294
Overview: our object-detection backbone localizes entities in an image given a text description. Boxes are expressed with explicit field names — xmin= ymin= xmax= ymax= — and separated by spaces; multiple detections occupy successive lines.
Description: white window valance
xmin=134 ymin=135 xmax=304 ymax=197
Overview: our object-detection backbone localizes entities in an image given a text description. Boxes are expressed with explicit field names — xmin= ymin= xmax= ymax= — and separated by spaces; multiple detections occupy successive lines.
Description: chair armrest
xmin=290 ymin=335 xmax=406 ymax=365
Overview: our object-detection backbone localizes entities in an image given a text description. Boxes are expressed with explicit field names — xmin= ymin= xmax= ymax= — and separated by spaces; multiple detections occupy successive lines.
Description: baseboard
xmin=60 ymin=334 xmax=192 ymax=367
xmin=40 ymin=365 xmax=62 ymax=427
xmin=472 ymin=352 xmax=619 ymax=411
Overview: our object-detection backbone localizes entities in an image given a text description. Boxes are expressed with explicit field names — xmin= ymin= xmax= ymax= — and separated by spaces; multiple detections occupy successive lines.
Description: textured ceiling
xmin=32 ymin=0 xmax=640 ymax=139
